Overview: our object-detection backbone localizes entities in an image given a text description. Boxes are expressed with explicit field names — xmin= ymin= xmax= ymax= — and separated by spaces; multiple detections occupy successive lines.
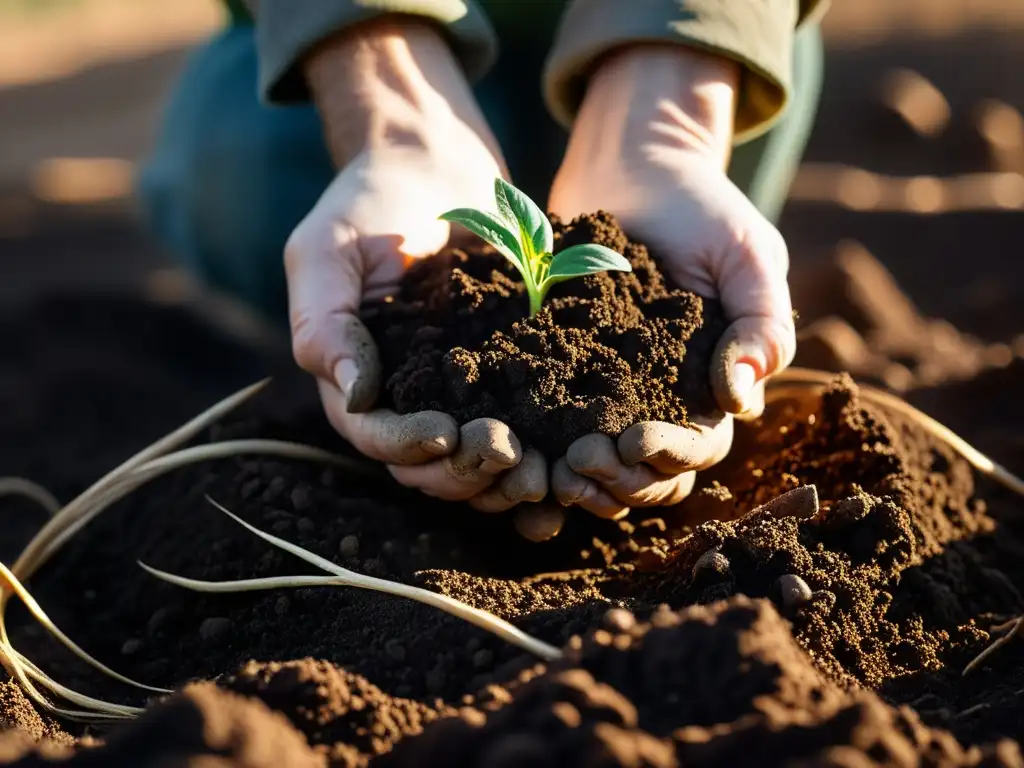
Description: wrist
xmin=580 ymin=44 xmax=740 ymax=167
xmin=304 ymin=17 xmax=500 ymax=166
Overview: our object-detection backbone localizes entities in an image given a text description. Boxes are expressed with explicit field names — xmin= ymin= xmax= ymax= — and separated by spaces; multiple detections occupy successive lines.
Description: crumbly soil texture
xmin=4 ymin=247 xmax=1024 ymax=767
xmin=362 ymin=211 xmax=727 ymax=456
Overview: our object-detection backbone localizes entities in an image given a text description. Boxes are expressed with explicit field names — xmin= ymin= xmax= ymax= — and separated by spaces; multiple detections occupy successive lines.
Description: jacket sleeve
xmin=543 ymin=0 xmax=829 ymax=144
xmin=239 ymin=0 xmax=498 ymax=104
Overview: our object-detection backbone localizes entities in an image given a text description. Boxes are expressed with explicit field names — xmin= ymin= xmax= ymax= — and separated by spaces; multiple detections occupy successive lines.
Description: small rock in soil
xmin=339 ymin=534 xmax=359 ymax=558
xmin=777 ymin=574 xmax=814 ymax=610
xmin=120 ymin=638 xmax=142 ymax=656
xmin=295 ymin=516 xmax=315 ymax=535
xmin=289 ymin=484 xmax=312 ymax=511
xmin=693 ymin=549 xmax=730 ymax=579
xmin=199 ymin=617 xmax=232 ymax=641
xmin=754 ymin=485 xmax=820 ymax=520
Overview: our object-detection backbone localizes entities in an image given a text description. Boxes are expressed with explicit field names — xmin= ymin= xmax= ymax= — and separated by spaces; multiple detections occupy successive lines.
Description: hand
xmin=547 ymin=45 xmax=796 ymax=518
xmin=286 ymin=19 xmax=544 ymax=505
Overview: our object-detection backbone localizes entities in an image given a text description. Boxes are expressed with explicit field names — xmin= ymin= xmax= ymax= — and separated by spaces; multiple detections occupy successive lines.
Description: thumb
xmin=711 ymin=230 xmax=796 ymax=415
xmin=285 ymin=221 xmax=382 ymax=413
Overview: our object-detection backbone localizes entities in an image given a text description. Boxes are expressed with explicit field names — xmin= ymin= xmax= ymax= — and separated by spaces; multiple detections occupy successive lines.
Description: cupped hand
xmin=285 ymin=133 xmax=546 ymax=504
xmin=543 ymin=44 xmax=796 ymax=519
xmin=288 ymin=19 xmax=553 ymax=507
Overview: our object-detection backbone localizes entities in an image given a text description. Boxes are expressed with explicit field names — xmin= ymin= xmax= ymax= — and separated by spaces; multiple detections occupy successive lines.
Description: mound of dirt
xmin=4 ymin=354 xmax=1024 ymax=766
xmin=381 ymin=598 xmax=1020 ymax=768
xmin=362 ymin=212 xmax=727 ymax=457
xmin=790 ymin=240 xmax=1012 ymax=392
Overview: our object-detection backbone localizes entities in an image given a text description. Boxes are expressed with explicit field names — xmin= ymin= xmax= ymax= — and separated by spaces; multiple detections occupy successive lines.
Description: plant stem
xmin=528 ymin=289 xmax=543 ymax=317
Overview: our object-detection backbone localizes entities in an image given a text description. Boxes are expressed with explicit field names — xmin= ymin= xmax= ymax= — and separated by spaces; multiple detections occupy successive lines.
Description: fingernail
xmin=334 ymin=359 xmax=360 ymax=405
xmin=731 ymin=362 xmax=758 ymax=412
xmin=419 ymin=436 xmax=451 ymax=456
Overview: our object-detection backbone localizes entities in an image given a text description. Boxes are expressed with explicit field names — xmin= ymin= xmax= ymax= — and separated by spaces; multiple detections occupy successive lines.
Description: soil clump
xmin=363 ymin=212 xmax=727 ymax=457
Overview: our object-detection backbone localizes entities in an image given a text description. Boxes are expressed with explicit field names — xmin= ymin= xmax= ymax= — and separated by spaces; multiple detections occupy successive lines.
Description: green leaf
xmin=439 ymin=208 xmax=527 ymax=273
xmin=544 ymin=244 xmax=632 ymax=287
xmin=493 ymin=178 xmax=553 ymax=260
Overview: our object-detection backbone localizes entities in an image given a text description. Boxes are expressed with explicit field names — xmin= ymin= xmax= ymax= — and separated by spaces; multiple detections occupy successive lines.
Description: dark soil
xmin=4 ymin=261 xmax=1024 ymax=765
xmin=363 ymin=211 xmax=727 ymax=457
xmin=6 ymin=12 xmax=1024 ymax=767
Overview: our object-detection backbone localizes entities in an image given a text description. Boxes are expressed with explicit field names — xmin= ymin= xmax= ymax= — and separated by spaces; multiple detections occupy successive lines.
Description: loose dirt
xmin=3 ymin=244 xmax=1024 ymax=765
xmin=364 ymin=211 xmax=727 ymax=457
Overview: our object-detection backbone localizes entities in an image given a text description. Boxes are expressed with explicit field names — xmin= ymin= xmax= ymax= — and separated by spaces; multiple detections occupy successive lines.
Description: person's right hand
xmin=287 ymin=19 xmax=546 ymax=507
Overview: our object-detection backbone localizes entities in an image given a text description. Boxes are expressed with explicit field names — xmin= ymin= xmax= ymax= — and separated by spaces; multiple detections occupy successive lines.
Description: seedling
xmin=440 ymin=178 xmax=632 ymax=317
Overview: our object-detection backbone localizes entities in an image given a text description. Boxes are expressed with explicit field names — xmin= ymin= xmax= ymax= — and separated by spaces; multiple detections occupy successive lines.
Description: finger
xmin=444 ymin=418 xmax=522 ymax=478
xmin=469 ymin=449 xmax=548 ymax=513
xmin=318 ymin=380 xmax=456 ymax=465
xmin=551 ymin=458 xmax=629 ymax=520
xmin=286 ymin=222 xmax=382 ymax=413
xmin=733 ymin=380 xmax=766 ymax=422
xmin=712 ymin=227 xmax=796 ymax=414
xmin=387 ymin=461 xmax=494 ymax=502
xmin=513 ymin=503 xmax=566 ymax=542
xmin=565 ymin=434 xmax=696 ymax=506
xmin=616 ymin=417 xmax=733 ymax=475
xmin=391 ymin=417 xmax=522 ymax=501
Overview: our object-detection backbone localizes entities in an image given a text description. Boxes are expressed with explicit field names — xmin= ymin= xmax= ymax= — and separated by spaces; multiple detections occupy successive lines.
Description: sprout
xmin=441 ymin=178 xmax=632 ymax=317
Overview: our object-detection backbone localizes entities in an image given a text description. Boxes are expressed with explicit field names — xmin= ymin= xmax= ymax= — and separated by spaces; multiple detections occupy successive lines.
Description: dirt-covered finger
xmin=551 ymin=457 xmax=629 ymax=520
xmin=616 ymin=418 xmax=733 ymax=475
xmin=469 ymin=450 xmax=548 ymax=513
xmin=387 ymin=460 xmax=495 ymax=502
xmin=513 ymin=503 xmax=566 ymax=542
xmin=733 ymin=380 xmax=766 ymax=422
xmin=318 ymin=381 xmax=457 ymax=465
xmin=711 ymin=316 xmax=795 ymax=415
xmin=286 ymin=224 xmax=382 ymax=412
xmin=566 ymin=433 xmax=686 ymax=506
xmin=444 ymin=418 xmax=522 ymax=478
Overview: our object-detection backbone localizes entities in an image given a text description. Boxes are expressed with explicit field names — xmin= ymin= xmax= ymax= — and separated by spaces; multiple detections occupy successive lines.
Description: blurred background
xmin=1 ymin=0 xmax=1024 ymax=535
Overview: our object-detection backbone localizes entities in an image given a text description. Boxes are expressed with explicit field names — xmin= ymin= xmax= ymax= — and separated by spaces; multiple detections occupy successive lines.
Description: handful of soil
xmin=363 ymin=211 xmax=728 ymax=458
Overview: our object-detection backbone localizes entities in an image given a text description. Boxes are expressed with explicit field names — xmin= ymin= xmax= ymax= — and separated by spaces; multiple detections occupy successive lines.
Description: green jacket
xmin=232 ymin=0 xmax=828 ymax=144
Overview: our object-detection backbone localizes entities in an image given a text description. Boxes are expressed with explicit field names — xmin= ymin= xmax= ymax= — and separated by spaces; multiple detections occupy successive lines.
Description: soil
xmin=363 ymin=211 xmax=727 ymax=457
xmin=5 ymin=10 xmax=1024 ymax=767
xmin=4 ymin=259 xmax=1024 ymax=765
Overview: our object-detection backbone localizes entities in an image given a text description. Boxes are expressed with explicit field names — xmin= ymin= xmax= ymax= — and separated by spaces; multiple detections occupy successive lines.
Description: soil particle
xmin=363 ymin=211 xmax=728 ymax=457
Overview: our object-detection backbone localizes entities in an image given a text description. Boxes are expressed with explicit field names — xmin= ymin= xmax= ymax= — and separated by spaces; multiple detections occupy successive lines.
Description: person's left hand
xmin=543 ymin=44 xmax=796 ymax=520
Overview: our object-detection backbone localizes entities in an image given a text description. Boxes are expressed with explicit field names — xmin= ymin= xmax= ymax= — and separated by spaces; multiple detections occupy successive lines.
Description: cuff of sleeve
xmin=255 ymin=0 xmax=499 ymax=104
xmin=543 ymin=0 xmax=799 ymax=144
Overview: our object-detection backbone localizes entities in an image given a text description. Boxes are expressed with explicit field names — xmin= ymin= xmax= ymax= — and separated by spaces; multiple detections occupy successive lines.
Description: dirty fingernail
xmin=334 ymin=359 xmax=360 ymax=404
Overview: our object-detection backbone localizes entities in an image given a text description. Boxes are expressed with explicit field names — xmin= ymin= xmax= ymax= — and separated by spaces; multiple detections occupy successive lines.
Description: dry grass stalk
xmin=0 ymin=377 xmax=556 ymax=719
xmin=140 ymin=497 xmax=562 ymax=662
